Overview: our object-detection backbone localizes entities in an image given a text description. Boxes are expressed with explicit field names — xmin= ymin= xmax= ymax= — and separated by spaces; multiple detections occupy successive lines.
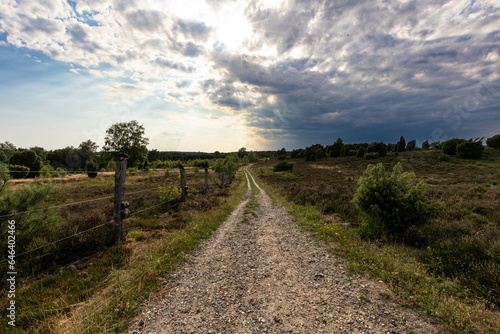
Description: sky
xmin=0 ymin=0 xmax=499 ymax=152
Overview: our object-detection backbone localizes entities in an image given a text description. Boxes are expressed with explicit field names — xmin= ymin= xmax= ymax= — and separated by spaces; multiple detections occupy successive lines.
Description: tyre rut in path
xmin=131 ymin=168 xmax=441 ymax=333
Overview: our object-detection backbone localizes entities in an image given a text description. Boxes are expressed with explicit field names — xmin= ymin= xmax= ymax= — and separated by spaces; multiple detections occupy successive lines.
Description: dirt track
xmin=130 ymin=168 xmax=441 ymax=333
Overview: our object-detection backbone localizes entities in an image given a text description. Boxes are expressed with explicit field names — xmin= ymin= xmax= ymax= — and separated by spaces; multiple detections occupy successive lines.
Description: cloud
xmin=1 ymin=0 xmax=499 ymax=149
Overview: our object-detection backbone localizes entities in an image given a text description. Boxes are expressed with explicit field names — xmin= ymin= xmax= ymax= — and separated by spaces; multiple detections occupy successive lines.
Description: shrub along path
xmin=130 ymin=168 xmax=443 ymax=333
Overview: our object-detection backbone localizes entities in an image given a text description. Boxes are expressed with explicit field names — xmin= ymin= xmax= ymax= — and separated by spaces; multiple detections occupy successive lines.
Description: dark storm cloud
xmin=202 ymin=0 xmax=500 ymax=147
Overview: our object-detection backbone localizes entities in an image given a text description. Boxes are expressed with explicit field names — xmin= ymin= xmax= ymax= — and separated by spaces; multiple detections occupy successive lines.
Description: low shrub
xmin=442 ymin=138 xmax=466 ymax=156
xmin=456 ymin=139 xmax=484 ymax=159
xmin=273 ymin=161 xmax=293 ymax=172
xmin=86 ymin=160 xmax=99 ymax=178
xmin=364 ymin=152 xmax=378 ymax=160
xmin=8 ymin=164 xmax=30 ymax=179
xmin=352 ymin=162 xmax=441 ymax=239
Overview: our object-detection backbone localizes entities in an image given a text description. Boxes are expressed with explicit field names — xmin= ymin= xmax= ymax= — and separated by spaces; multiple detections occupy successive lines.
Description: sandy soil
xmin=130 ymin=168 xmax=442 ymax=333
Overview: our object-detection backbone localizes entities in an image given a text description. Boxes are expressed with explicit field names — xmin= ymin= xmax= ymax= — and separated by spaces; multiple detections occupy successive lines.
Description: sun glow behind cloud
xmin=0 ymin=0 xmax=499 ymax=151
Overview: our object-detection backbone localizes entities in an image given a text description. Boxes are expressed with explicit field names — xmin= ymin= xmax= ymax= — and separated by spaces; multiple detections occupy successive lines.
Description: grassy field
xmin=251 ymin=148 xmax=500 ymax=333
xmin=0 ymin=167 xmax=247 ymax=332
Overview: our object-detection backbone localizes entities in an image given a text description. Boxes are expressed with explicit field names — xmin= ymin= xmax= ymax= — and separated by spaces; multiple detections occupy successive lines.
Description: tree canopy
xmin=102 ymin=120 xmax=149 ymax=168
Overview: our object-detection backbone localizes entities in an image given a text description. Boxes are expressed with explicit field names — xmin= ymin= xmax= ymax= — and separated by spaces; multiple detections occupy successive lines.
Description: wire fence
xmin=0 ymin=167 xmax=227 ymax=263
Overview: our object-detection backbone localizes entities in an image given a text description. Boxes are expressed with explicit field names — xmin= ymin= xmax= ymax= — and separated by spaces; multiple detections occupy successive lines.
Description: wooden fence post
xmin=179 ymin=164 xmax=187 ymax=201
xmin=113 ymin=153 xmax=127 ymax=244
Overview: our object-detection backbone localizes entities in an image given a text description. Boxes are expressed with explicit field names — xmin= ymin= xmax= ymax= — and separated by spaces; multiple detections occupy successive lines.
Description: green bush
xmin=486 ymin=134 xmax=500 ymax=149
xmin=86 ymin=160 xmax=99 ymax=178
xmin=274 ymin=161 xmax=293 ymax=172
xmin=364 ymin=152 xmax=378 ymax=160
xmin=366 ymin=142 xmax=387 ymax=157
xmin=356 ymin=147 xmax=365 ymax=158
xmin=439 ymin=153 xmax=451 ymax=162
xmin=8 ymin=150 xmax=43 ymax=178
xmin=456 ymin=139 xmax=484 ymax=159
xmin=352 ymin=162 xmax=440 ymax=239
xmin=127 ymin=167 xmax=138 ymax=176
xmin=442 ymin=138 xmax=465 ymax=156
xmin=39 ymin=164 xmax=55 ymax=178
xmin=8 ymin=165 xmax=30 ymax=179
xmin=158 ymin=184 xmax=182 ymax=204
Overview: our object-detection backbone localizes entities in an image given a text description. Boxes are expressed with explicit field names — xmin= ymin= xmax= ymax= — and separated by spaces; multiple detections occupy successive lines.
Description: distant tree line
xmin=282 ymin=133 xmax=500 ymax=162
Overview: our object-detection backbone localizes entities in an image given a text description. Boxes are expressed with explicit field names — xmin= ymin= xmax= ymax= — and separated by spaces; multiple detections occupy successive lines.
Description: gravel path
xmin=130 ymin=168 xmax=441 ymax=334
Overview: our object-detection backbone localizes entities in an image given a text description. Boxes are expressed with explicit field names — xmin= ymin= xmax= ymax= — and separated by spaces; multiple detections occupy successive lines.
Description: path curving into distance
xmin=130 ymin=167 xmax=441 ymax=333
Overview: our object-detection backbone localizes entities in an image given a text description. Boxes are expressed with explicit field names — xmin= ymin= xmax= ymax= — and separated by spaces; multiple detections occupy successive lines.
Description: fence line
xmin=0 ymin=222 xmax=111 ymax=262
xmin=0 ymin=187 xmax=159 ymax=219
xmin=0 ymin=164 xmax=230 ymax=263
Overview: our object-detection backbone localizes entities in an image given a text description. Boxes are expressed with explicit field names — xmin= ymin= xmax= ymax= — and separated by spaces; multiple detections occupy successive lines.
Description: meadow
xmin=251 ymin=148 xmax=500 ymax=333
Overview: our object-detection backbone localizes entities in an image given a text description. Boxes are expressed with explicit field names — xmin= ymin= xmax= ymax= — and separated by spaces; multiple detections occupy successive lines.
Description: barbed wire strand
xmin=0 ymin=187 xmax=159 ymax=219
xmin=0 ymin=222 xmax=110 ymax=262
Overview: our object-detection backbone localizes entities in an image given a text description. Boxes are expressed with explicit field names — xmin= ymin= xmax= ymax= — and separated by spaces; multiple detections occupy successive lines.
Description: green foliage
xmin=86 ymin=160 xmax=99 ymax=178
xmin=106 ymin=160 xmax=116 ymax=172
xmin=158 ymin=184 xmax=182 ymax=204
xmin=422 ymin=140 xmax=430 ymax=150
xmin=102 ymin=120 xmax=149 ymax=168
xmin=0 ymin=150 xmax=7 ymax=163
xmin=193 ymin=159 xmax=209 ymax=168
xmin=290 ymin=148 xmax=305 ymax=159
xmin=39 ymin=164 xmax=55 ymax=178
xmin=352 ymin=163 xmax=440 ymax=239
xmin=273 ymin=161 xmax=293 ymax=172
xmin=9 ymin=150 xmax=43 ymax=178
xmin=442 ymin=138 xmax=466 ymax=156
xmin=329 ymin=138 xmax=344 ymax=157
xmin=486 ymin=134 xmax=500 ymax=149
xmin=0 ymin=181 xmax=59 ymax=256
xmin=456 ymin=139 xmax=484 ymax=159
xmin=397 ymin=136 xmax=406 ymax=152
xmin=364 ymin=152 xmax=378 ymax=160
xmin=356 ymin=147 xmax=365 ymax=158
xmin=213 ymin=155 xmax=239 ymax=187
xmin=127 ymin=167 xmax=138 ymax=176
xmin=78 ymin=140 xmax=99 ymax=169
xmin=366 ymin=142 xmax=387 ymax=157
xmin=406 ymin=139 xmax=417 ymax=151
xmin=438 ymin=153 xmax=451 ymax=162
xmin=8 ymin=164 xmax=30 ymax=179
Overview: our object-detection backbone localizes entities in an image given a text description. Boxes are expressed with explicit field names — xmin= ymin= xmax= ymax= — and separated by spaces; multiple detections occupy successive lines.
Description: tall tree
xmin=102 ymin=120 xmax=149 ymax=168
xmin=78 ymin=140 xmax=99 ymax=169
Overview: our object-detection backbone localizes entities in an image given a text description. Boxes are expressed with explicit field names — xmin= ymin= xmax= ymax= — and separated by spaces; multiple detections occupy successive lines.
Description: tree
xmin=9 ymin=150 xmax=43 ymax=178
xmin=366 ymin=142 xmax=387 ymax=157
xmin=397 ymin=136 xmax=406 ymax=153
xmin=78 ymin=140 xmax=99 ymax=169
xmin=0 ymin=141 xmax=16 ymax=160
xmin=30 ymin=146 xmax=48 ymax=162
xmin=486 ymin=134 xmax=500 ymax=149
xmin=329 ymin=138 xmax=344 ymax=157
xmin=422 ymin=140 xmax=430 ymax=150
xmin=148 ymin=149 xmax=161 ymax=162
xmin=406 ymin=139 xmax=417 ymax=151
xmin=237 ymin=147 xmax=247 ymax=158
xmin=102 ymin=120 xmax=149 ymax=168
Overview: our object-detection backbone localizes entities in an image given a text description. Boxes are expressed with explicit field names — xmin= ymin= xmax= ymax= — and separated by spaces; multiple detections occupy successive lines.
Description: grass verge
xmin=249 ymin=167 xmax=500 ymax=334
